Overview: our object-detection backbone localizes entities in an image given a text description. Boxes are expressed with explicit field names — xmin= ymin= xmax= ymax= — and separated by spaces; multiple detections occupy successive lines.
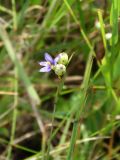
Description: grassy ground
xmin=0 ymin=0 xmax=120 ymax=160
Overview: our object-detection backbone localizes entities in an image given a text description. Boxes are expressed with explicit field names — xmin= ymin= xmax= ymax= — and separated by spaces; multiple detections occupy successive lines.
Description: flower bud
xmin=58 ymin=52 xmax=68 ymax=65
xmin=54 ymin=64 xmax=66 ymax=76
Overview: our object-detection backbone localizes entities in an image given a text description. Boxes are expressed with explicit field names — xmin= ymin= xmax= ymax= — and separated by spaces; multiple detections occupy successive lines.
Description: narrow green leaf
xmin=67 ymin=52 xmax=93 ymax=160
xmin=98 ymin=10 xmax=107 ymax=51
xmin=110 ymin=0 xmax=119 ymax=45
xmin=0 ymin=26 xmax=40 ymax=105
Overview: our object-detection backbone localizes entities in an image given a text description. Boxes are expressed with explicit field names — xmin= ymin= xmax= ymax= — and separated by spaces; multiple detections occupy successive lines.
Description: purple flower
xmin=39 ymin=53 xmax=60 ymax=72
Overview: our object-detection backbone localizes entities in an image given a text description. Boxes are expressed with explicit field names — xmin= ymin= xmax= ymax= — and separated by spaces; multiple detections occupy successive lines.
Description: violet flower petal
xmin=39 ymin=61 xmax=48 ymax=66
xmin=39 ymin=66 xmax=51 ymax=72
xmin=54 ymin=55 xmax=60 ymax=65
xmin=45 ymin=53 xmax=54 ymax=64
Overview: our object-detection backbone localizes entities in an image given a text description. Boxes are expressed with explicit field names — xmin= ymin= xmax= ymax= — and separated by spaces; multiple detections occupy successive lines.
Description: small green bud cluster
xmin=54 ymin=52 xmax=68 ymax=77
xmin=58 ymin=52 xmax=68 ymax=65
xmin=54 ymin=64 xmax=66 ymax=76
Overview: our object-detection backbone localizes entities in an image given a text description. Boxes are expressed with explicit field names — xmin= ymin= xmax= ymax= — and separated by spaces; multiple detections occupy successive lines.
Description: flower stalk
xmin=39 ymin=52 xmax=69 ymax=159
xmin=45 ymin=77 xmax=65 ymax=160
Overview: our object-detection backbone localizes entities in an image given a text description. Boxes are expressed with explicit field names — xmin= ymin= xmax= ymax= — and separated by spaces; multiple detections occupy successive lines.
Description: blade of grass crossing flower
xmin=0 ymin=26 xmax=40 ymax=105
xmin=68 ymin=52 xmax=75 ymax=64
xmin=67 ymin=52 xmax=93 ymax=160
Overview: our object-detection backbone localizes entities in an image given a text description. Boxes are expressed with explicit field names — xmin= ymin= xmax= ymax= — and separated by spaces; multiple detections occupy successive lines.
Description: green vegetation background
xmin=0 ymin=0 xmax=120 ymax=160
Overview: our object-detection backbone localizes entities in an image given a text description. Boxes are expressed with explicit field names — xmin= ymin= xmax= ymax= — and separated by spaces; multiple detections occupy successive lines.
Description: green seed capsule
xmin=58 ymin=52 xmax=68 ymax=65
xmin=54 ymin=64 xmax=66 ymax=76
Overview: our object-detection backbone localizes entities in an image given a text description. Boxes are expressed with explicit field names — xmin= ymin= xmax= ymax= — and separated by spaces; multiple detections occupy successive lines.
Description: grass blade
xmin=67 ymin=52 xmax=93 ymax=160
xmin=0 ymin=26 xmax=40 ymax=105
xmin=110 ymin=0 xmax=119 ymax=45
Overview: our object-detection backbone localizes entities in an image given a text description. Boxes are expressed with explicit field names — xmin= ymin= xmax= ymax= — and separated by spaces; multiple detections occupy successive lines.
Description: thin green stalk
xmin=7 ymin=68 xmax=18 ymax=160
xmin=97 ymin=10 xmax=107 ymax=51
xmin=0 ymin=137 xmax=37 ymax=154
xmin=12 ymin=0 xmax=17 ymax=30
xmin=45 ymin=77 xmax=65 ymax=160
xmin=110 ymin=0 xmax=119 ymax=46
xmin=59 ymin=115 xmax=72 ymax=145
xmin=67 ymin=120 xmax=79 ymax=160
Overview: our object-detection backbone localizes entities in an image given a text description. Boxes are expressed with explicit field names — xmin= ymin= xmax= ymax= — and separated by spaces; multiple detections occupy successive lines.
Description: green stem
xmin=7 ymin=68 xmax=18 ymax=160
xmin=12 ymin=0 xmax=17 ymax=30
xmin=45 ymin=77 xmax=65 ymax=160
